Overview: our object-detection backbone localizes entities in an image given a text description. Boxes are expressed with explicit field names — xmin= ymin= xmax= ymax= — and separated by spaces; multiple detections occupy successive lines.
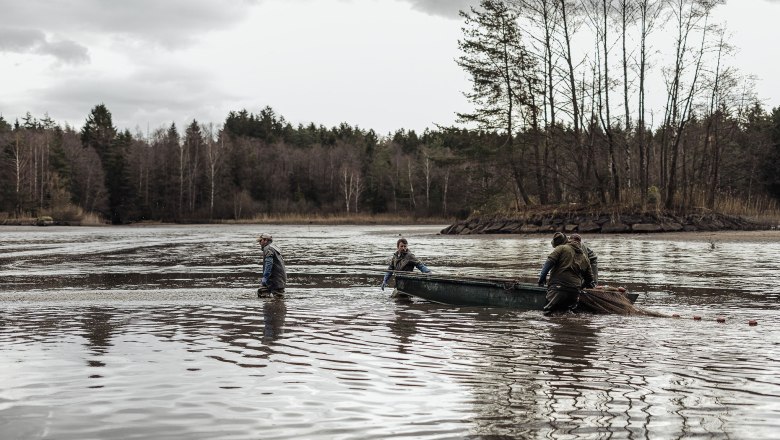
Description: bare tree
xmin=423 ymin=150 xmax=432 ymax=209
xmin=663 ymin=0 xmax=722 ymax=209
xmin=587 ymin=0 xmax=622 ymax=202
xmin=514 ymin=0 xmax=561 ymax=204
xmin=558 ymin=0 xmax=589 ymax=202
xmin=407 ymin=158 xmax=416 ymax=209
xmin=341 ymin=166 xmax=354 ymax=213
xmin=704 ymin=28 xmax=733 ymax=209
xmin=618 ymin=0 xmax=636 ymax=189
xmin=204 ymin=124 xmax=223 ymax=219
xmin=636 ymin=0 xmax=664 ymax=200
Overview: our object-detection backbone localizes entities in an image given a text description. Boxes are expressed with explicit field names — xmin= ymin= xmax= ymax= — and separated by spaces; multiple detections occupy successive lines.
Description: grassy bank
xmin=1 ymin=211 xmax=454 ymax=226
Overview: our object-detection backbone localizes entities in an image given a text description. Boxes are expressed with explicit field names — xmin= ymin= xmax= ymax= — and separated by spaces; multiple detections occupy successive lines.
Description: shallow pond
xmin=1 ymin=224 xmax=779 ymax=439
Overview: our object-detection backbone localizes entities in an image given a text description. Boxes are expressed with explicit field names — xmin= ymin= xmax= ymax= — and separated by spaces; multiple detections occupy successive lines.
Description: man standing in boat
xmin=537 ymin=232 xmax=595 ymax=314
xmin=257 ymin=233 xmax=287 ymax=299
xmin=381 ymin=238 xmax=431 ymax=297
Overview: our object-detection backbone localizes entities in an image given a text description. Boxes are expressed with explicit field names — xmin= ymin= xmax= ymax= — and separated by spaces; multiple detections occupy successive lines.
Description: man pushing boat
xmin=537 ymin=232 xmax=595 ymax=314
xmin=381 ymin=238 xmax=431 ymax=297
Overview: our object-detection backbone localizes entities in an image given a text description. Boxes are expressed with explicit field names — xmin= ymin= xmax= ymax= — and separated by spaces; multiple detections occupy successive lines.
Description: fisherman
xmin=568 ymin=233 xmax=598 ymax=285
xmin=256 ymin=233 xmax=287 ymax=299
xmin=381 ymin=238 xmax=431 ymax=297
xmin=537 ymin=232 xmax=595 ymax=314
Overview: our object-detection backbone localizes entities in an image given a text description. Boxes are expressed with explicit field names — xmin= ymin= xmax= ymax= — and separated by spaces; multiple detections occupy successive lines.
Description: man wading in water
xmin=568 ymin=233 xmax=598 ymax=286
xmin=257 ymin=233 xmax=287 ymax=299
xmin=381 ymin=238 xmax=431 ymax=298
xmin=537 ymin=232 xmax=595 ymax=314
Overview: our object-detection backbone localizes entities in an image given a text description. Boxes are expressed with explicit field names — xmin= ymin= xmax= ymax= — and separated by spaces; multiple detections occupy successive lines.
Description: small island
xmin=440 ymin=206 xmax=772 ymax=235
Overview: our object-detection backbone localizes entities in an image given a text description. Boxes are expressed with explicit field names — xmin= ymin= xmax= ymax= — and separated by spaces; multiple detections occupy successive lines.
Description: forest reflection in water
xmin=1 ymin=224 xmax=779 ymax=439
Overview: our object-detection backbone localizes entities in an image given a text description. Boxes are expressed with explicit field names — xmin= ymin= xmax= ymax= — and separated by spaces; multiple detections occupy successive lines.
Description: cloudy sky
xmin=1 ymin=0 xmax=778 ymax=135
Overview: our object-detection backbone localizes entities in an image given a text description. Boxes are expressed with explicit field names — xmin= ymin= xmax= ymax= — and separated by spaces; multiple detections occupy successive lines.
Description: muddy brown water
xmin=1 ymin=224 xmax=779 ymax=439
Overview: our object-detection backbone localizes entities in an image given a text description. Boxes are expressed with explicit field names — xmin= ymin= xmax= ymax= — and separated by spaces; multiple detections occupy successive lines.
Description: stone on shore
xmin=439 ymin=207 xmax=769 ymax=235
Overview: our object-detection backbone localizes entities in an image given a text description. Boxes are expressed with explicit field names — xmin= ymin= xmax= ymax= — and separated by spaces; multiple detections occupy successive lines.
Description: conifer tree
xmin=457 ymin=0 xmax=538 ymax=206
xmin=764 ymin=107 xmax=780 ymax=201
xmin=80 ymin=104 xmax=131 ymax=223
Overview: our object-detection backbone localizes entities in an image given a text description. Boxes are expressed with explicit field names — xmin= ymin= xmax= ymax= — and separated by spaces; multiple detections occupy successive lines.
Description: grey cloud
xmin=0 ymin=28 xmax=45 ymax=51
xmin=36 ymin=39 xmax=90 ymax=65
xmin=0 ymin=0 xmax=474 ymax=50
xmin=24 ymin=68 xmax=240 ymax=130
xmin=0 ymin=0 xmax=258 ymax=48
xmin=402 ymin=0 xmax=479 ymax=19
xmin=0 ymin=27 xmax=90 ymax=64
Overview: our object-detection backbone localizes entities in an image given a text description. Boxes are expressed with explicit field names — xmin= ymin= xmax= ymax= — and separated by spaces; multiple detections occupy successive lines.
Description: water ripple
xmin=2 ymin=225 xmax=780 ymax=439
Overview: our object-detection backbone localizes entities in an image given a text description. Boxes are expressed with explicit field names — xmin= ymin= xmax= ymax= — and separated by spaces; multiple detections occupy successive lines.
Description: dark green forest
xmin=2 ymin=0 xmax=780 ymax=224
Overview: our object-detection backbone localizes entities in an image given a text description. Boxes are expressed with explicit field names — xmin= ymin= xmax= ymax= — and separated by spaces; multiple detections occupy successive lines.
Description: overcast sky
xmin=1 ymin=0 xmax=778 ymax=135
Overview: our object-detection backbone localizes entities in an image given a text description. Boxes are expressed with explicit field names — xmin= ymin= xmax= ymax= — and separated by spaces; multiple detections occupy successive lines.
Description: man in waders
xmin=568 ymin=233 xmax=598 ymax=286
xmin=537 ymin=232 xmax=595 ymax=314
xmin=381 ymin=238 xmax=431 ymax=297
xmin=257 ymin=233 xmax=287 ymax=299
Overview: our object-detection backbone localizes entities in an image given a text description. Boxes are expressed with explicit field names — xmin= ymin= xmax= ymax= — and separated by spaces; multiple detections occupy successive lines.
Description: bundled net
xmin=578 ymin=286 xmax=665 ymax=317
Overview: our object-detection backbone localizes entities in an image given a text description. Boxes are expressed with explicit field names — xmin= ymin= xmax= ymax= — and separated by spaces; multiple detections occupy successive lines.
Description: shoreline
xmin=0 ymin=215 xmax=455 ymax=227
xmin=2 ymin=223 xmax=778 ymax=241
xmin=4 ymin=209 xmax=778 ymax=234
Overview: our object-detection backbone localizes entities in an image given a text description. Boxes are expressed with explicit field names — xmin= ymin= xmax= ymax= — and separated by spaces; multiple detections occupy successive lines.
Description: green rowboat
xmin=394 ymin=272 xmax=639 ymax=309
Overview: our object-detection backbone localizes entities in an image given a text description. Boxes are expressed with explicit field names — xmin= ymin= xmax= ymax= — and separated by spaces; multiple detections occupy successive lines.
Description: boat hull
xmin=394 ymin=273 xmax=638 ymax=309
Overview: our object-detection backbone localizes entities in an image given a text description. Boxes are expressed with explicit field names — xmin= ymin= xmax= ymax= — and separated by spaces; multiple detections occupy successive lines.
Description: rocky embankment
xmin=440 ymin=210 xmax=770 ymax=235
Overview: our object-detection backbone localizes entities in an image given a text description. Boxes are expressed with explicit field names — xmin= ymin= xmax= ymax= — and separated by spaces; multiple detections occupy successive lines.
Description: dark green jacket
xmin=545 ymin=242 xmax=594 ymax=288
xmin=580 ymin=241 xmax=598 ymax=283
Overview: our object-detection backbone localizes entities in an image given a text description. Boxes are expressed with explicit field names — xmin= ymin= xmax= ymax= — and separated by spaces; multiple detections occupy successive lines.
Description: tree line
xmin=2 ymin=0 xmax=780 ymax=224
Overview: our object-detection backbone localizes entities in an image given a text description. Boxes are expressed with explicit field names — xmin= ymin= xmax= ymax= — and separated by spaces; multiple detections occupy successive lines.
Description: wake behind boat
xmin=393 ymin=272 xmax=639 ymax=311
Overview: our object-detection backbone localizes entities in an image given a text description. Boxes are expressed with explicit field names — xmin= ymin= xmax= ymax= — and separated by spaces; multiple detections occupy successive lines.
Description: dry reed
xmin=228 ymin=213 xmax=453 ymax=225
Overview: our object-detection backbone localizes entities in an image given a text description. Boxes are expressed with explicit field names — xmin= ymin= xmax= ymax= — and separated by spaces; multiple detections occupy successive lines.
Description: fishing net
xmin=578 ymin=286 xmax=665 ymax=317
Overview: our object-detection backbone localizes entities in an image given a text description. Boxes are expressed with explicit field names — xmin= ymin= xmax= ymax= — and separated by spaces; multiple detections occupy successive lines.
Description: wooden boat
xmin=394 ymin=272 xmax=639 ymax=310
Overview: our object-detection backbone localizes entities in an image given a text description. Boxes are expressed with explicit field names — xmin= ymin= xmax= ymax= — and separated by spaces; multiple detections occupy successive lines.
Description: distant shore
xmin=0 ymin=213 xmax=454 ymax=227
xmin=4 ymin=207 xmax=779 ymax=234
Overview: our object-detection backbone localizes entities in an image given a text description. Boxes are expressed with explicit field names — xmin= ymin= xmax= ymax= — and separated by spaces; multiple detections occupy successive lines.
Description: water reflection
xmin=543 ymin=318 xmax=601 ymax=437
xmin=262 ymin=298 xmax=286 ymax=343
xmin=388 ymin=306 xmax=418 ymax=354
xmin=80 ymin=307 xmax=117 ymax=371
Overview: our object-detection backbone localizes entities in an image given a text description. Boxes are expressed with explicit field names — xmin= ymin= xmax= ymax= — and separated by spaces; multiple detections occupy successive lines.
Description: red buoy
xmin=672 ymin=314 xmax=681 ymax=318
xmin=716 ymin=316 xmax=726 ymax=323
xmin=748 ymin=320 xmax=758 ymax=326
xmin=618 ymin=286 xmax=626 ymax=293
xmin=693 ymin=316 xmax=702 ymax=321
